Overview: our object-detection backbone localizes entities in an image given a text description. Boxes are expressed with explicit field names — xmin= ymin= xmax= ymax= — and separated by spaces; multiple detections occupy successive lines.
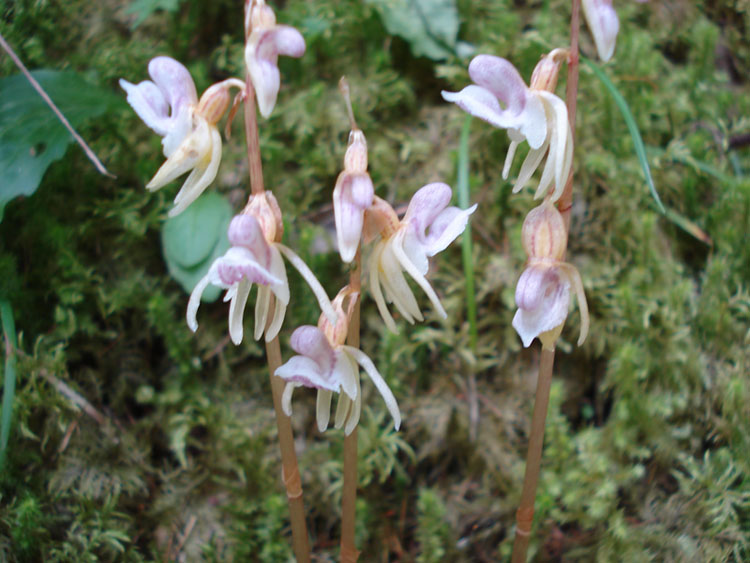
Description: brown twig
xmin=0 ymin=33 xmax=114 ymax=178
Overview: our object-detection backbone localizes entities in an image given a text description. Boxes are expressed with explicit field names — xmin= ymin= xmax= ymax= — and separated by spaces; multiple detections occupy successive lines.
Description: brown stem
xmin=558 ymin=0 xmax=581 ymax=234
xmin=341 ymin=250 xmax=361 ymax=563
xmin=243 ymin=74 xmax=265 ymax=196
xmin=510 ymin=347 xmax=556 ymax=563
xmin=511 ymin=2 xmax=581 ymax=561
xmin=266 ymin=317 xmax=311 ymax=563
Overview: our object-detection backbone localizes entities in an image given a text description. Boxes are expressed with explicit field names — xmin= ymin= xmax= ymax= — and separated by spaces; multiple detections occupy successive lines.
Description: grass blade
xmin=583 ymin=57 xmax=665 ymax=214
xmin=457 ymin=115 xmax=478 ymax=352
xmin=0 ymin=299 xmax=17 ymax=470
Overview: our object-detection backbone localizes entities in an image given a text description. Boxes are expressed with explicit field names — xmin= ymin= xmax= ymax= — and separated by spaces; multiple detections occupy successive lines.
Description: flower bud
xmin=344 ymin=130 xmax=368 ymax=173
xmin=197 ymin=83 xmax=231 ymax=125
xmin=246 ymin=0 xmax=276 ymax=36
xmin=530 ymin=48 xmax=568 ymax=93
xmin=243 ymin=191 xmax=284 ymax=243
xmin=521 ymin=200 xmax=567 ymax=261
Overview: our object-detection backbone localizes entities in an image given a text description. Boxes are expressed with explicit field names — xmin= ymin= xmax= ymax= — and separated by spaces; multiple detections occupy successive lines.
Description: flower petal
xmin=558 ymin=263 xmax=590 ymax=346
xmin=369 ymin=243 xmax=400 ymax=333
xmin=147 ymin=56 xmax=198 ymax=115
xmin=442 ymin=85 xmax=526 ymax=133
xmin=424 ymin=204 xmax=477 ymax=257
xmin=168 ymin=126 xmax=223 ymax=217
xmin=215 ymin=246 xmax=281 ymax=287
xmin=316 ymin=389 xmax=333 ymax=432
xmin=334 ymin=172 xmax=374 ymax=263
xmin=254 ymin=285 xmax=271 ymax=341
xmin=379 ymin=241 xmax=423 ymax=323
xmin=333 ymin=349 xmax=359 ymax=400
xmin=392 ymin=231 xmax=447 ymax=319
xmin=468 ymin=55 xmax=528 ymax=114
xmin=281 ymin=382 xmax=297 ymax=416
xmin=276 ymin=244 xmax=336 ymax=326
xmin=119 ymin=79 xmax=171 ymax=136
xmin=343 ymin=346 xmax=401 ymax=431
xmin=512 ymin=266 xmax=570 ymax=347
xmin=228 ymin=278 xmax=252 ymax=345
xmin=582 ymin=0 xmax=619 ymax=62
xmin=290 ymin=325 xmax=335 ymax=375
xmin=246 ymin=26 xmax=305 ymax=118
xmin=264 ymin=289 xmax=287 ymax=342
xmin=146 ymin=119 xmax=212 ymax=191
xmin=227 ymin=214 xmax=272 ymax=268
xmin=275 ymin=355 xmax=338 ymax=391
xmin=403 ymin=183 xmax=452 ymax=239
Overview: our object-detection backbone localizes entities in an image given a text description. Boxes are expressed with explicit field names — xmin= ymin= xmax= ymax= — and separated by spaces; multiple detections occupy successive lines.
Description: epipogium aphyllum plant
xmin=119 ymin=1 xmax=475 ymax=560
xmin=444 ymin=0 xmax=620 ymax=560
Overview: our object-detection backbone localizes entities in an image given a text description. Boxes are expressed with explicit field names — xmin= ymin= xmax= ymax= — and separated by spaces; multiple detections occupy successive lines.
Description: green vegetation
xmin=1 ymin=0 xmax=749 ymax=560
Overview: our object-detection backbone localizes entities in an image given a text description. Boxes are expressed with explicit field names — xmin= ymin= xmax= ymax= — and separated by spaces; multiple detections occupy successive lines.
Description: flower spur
xmin=120 ymin=57 xmax=245 ymax=216
xmin=442 ymin=51 xmax=573 ymax=202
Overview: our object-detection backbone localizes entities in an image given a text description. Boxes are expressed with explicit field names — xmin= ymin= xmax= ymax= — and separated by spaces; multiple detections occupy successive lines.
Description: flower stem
xmin=266 ymin=327 xmax=311 ymax=563
xmin=243 ymin=76 xmax=265 ymax=196
xmin=511 ymin=2 xmax=581 ymax=560
xmin=242 ymin=10 xmax=309 ymax=557
xmin=510 ymin=347 xmax=556 ymax=563
xmin=341 ymin=252 xmax=361 ymax=562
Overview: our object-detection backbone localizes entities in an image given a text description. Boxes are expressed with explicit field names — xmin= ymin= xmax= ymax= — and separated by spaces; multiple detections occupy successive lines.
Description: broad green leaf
xmin=161 ymin=192 xmax=232 ymax=302
xmin=583 ymin=58 xmax=666 ymax=214
xmin=126 ymin=0 xmax=181 ymax=28
xmin=365 ymin=0 xmax=459 ymax=61
xmin=0 ymin=70 xmax=118 ymax=222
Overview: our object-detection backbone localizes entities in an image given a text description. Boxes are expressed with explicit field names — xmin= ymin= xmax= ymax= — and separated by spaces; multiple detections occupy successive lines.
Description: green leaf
xmin=161 ymin=192 xmax=233 ymax=303
xmin=365 ymin=0 xmax=459 ymax=61
xmin=126 ymin=0 xmax=181 ymax=28
xmin=583 ymin=57 xmax=666 ymax=214
xmin=0 ymin=70 xmax=118 ymax=222
xmin=0 ymin=299 xmax=17 ymax=471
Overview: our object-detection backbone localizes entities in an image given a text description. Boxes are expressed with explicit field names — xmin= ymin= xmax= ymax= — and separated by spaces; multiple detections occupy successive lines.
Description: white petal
xmin=168 ymin=126 xmax=223 ymax=217
xmin=442 ymin=85 xmax=525 ymax=131
xmin=316 ymin=390 xmax=333 ymax=432
xmin=425 ymin=204 xmax=477 ymax=257
xmin=368 ymin=243 xmax=400 ymax=334
xmin=186 ymin=271 xmax=213 ymax=332
xmin=281 ymin=382 xmax=297 ymax=416
xmin=254 ymin=285 xmax=271 ymax=341
xmin=333 ymin=349 xmax=359 ymax=400
xmin=334 ymin=393 xmax=353 ymax=430
xmin=520 ymin=93 xmax=548 ymax=150
xmin=392 ymin=231 xmax=447 ymax=319
xmin=147 ymin=56 xmax=198 ymax=113
xmin=502 ymin=140 xmax=520 ymax=180
xmin=379 ymin=241 xmax=423 ymax=323
xmin=344 ymin=389 xmax=362 ymax=436
xmin=275 ymin=356 xmax=337 ymax=391
xmin=264 ymin=293 xmax=287 ymax=342
xmin=276 ymin=244 xmax=336 ymax=325
xmin=344 ymin=346 xmax=401 ymax=431
xmin=512 ymin=141 xmax=548 ymax=194
xmin=228 ymin=278 xmax=252 ymax=345
xmin=146 ymin=118 xmax=211 ymax=191
xmin=559 ymin=263 xmax=590 ymax=346
xmin=119 ymin=79 xmax=171 ymax=136
xmin=582 ymin=0 xmax=619 ymax=62
xmin=512 ymin=268 xmax=570 ymax=347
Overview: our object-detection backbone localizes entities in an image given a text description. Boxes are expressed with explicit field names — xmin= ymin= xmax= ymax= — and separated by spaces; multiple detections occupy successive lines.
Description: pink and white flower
xmin=333 ymin=129 xmax=374 ymax=263
xmin=368 ymin=183 xmax=476 ymax=333
xmin=512 ymin=201 xmax=589 ymax=349
xmin=582 ymin=0 xmax=620 ymax=62
xmin=442 ymin=54 xmax=573 ymax=202
xmin=120 ymin=57 xmax=244 ymax=216
xmin=276 ymin=324 xmax=401 ymax=436
xmin=187 ymin=213 xmax=336 ymax=344
xmin=245 ymin=0 xmax=306 ymax=118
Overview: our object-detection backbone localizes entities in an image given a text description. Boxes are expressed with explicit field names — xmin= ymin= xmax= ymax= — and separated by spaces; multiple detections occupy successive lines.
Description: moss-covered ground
xmin=1 ymin=0 xmax=750 ymax=560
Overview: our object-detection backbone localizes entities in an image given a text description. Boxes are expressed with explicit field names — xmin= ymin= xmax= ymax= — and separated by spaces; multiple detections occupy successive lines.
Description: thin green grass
xmin=0 ymin=299 xmax=17 ymax=471
xmin=457 ymin=115 xmax=478 ymax=353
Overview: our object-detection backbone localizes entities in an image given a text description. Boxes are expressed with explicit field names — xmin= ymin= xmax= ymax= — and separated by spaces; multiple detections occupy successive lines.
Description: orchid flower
xmin=442 ymin=52 xmax=573 ymax=202
xmin=364 ymin=183 xmax=476 ymax=333
xmin=120 ymin=57 xmax=244 ymax=216
xmin=276 ymin=289 xmax=401 ymax=435
xmin=333 ymin=127 xmax=374 ymax=263
xmin=582 ymin=0 xmax=620 ymax=62
xmin=512 ymin=200 xmax=590 ymax=350
xmin=245 ymin=0 xmax=306 ymax=118
xmin=187 ymin=194 xmax=337 ymax=343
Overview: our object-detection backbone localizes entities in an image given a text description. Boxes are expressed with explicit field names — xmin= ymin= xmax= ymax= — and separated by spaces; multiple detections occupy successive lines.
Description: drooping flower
xmin=244 ymin=0 xmax=306 ymax=118
xmin=276 ymin=289 xmax=401 ymax=435
xmin=187 ymin=194 xmax=337 ymax=343
xmin=442 ymin=52 xmax=573 ymax=202
xmin=333 ymin=128 xmax=374 ymax=263
xmin=582 ymin=0 xmax=620 ymax=62
xmin=512 ymin=200 xmax=589 ymax=350
xmin=365 ymin=183 xmax=476 ymax=333
xmin=120 ymin=57 xmax=244 ymax=216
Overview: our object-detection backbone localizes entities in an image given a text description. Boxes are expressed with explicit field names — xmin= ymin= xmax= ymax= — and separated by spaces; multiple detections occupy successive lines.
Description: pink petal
xmin=227 ymin=214 xmax=272 ymax=268
xmin=424 ymin=204 xmax=477 ymax=256
xmin=403 ymin=182 xmax=452 ymax=233
xmin=290 ymin=326 xmax=335 ymax=376
xmin=512 ymin=266 xmax=570 ymax=347
xmin=442 ymin=85 xmax=525 ymax=132
xmin=148 ymin=56 xmax=198 ymax=115
xmin=261 ymin=26 xmax=306 ymax=59
xmin=582 ymin=0 xmax=619 ymax=62
xmin=215 ymin=247 xmax=281 ymax=286
xmin=275 ymin=356 xmax=339 ymax=391
xmin=468 ymin=55 xmax=528 ymax=115
xmin=119 ymin=79 xmax=171 ymax=136
xmin=334 ymin=173 xmax=374 ymax=263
